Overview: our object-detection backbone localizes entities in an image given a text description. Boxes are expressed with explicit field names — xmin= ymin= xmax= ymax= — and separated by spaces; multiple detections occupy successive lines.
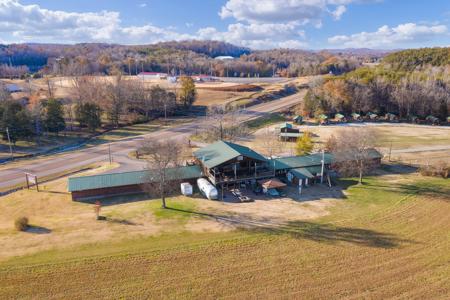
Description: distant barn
xmin=137 ymin=72 xmax=168 ymax=80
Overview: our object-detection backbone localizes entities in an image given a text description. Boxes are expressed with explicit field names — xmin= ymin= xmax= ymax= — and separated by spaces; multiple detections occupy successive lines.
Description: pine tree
xmin=0 ymin=101 xmax=33 ymax=143
xmin=44 ymin=98 xmax=65 ymax=135
xmin=76 ymin=102 xmax=102 ymax=132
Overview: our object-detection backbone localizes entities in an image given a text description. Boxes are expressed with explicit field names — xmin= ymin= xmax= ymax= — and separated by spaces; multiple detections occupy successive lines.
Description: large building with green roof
xmin=193 ymin=140 xmax=273 ymax=186
xmin=68 ymin=140 xmax=382 ymax=200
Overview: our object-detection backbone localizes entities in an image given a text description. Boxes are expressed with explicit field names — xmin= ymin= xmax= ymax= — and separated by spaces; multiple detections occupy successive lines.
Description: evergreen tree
xmin=76 ymin=102 xmax=102 ymax=132
xmin=0 ymin=101 xmax=33 ymax=143
xmin=44 ymin=98 xmax=66 ymax=135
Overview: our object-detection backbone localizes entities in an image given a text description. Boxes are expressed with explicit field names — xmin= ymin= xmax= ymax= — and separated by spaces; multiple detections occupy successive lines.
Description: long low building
xmin=67 ymin=140 xmax=382 ymax=200
xmin=68 ymin=165 xmax=202 ymax=200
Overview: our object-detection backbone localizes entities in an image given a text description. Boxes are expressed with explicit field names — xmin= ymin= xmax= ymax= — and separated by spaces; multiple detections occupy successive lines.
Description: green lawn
xmin=0 ymin=174 xmax=449 ymax=299
xmin=0 ymin=118 xmax=191 ymax=161
xmin=245 ymin=113 xmax=287 ymax=130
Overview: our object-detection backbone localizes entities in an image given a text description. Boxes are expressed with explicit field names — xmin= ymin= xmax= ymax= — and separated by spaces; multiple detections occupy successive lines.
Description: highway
xmin=0 ymin=91 xmax=304 ymax=191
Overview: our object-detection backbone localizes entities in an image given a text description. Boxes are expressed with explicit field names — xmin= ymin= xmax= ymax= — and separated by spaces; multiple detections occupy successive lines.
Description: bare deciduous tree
xmin=203 ymin=105 xmax=248 ymax=142
xmin=329 ymin=128 xmax=379 ymax=184
xmin=259 ymin=128 xmax=282 ymax=158
xmin=0 ymin=83 xmax=11 ymax=102
xmin=140 ymin=139 xmax=184 ymax=208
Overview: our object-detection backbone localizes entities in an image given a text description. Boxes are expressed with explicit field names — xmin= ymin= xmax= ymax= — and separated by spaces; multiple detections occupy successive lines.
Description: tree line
xmin=0 ymin=41 xmax=381 ymax=79
xmin=301 ymin=59 xmax=450 ymax=121
xmin=0 ymin=75 xmax=196 ymax=143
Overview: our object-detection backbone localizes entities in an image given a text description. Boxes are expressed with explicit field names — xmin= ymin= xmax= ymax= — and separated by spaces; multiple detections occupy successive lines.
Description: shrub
xmin=419 ymin=162 xmax=450 ymax=178
xmin=14 ymin=217 xmax=29 ymax=231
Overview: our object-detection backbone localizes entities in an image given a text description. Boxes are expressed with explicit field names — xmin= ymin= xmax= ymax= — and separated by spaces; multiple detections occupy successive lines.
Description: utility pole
xmin=388 ymin=141 xmax=393 ymax=162
xmin=164 ymin=104 xmax=167 ymax=123
xmin=6 ymin=127 xmax=13 ymax=160
xmin=320 ymin=150 xmax=325 ymax=184
xmin=108 ymin=143 xmax=112 ymax=164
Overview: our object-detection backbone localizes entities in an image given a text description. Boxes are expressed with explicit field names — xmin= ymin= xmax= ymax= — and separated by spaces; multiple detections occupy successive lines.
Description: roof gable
xmin=194 ymin=140 xmax=267 ymax=169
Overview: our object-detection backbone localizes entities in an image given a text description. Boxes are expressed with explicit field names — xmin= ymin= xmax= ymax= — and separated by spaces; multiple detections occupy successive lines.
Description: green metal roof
xmin=273 ymin=153 xmax=333 ymax=171
xmin=426 ymin=115 xmax=439 ymax=121
xmin=193 ymin=140 xmax=267 ymax=169
xmin=280 ymin=132 xmax=302 ymax=138
xmin=335 ymin=113 xmax=345 ymax=119
xmin=289 ymin=167 xmax=314 ymax=179
xmin=275 ymin=150 xmax=381 ymax=172
xmin=306 ymin=166 xmax=323 ymax=175
xmin=68 ymin=165 xmax=202 ymax=192
xmin=318 ymin=114 xmax=328 ymax=120
xmin=280 ymin=122 xmax=293 ymax=129
xmin=351 ymin=113 xmax=361 ymax=118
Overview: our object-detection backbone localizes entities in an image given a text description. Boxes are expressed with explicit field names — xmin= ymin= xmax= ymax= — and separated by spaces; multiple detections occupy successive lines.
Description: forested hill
xmin=155 ymin=40 xmax=250 ymax=58
xmin=0 ymin=41 xmax=377 ymax=78
xmin=382 ymin=47 xmax=450 ymax=71
xmin=301 ymin=47 xmax=450 ymax=122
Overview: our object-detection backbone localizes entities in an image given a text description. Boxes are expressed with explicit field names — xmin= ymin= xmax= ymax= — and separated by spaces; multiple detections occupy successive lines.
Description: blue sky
xmin=1 ymin=0 xmax=450 ymax=49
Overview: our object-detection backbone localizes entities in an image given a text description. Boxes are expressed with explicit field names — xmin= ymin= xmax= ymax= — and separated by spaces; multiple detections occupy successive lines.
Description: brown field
xmin=198 ymin=84 xmax=263 ymax=92
xmin=247 ymin=122 xmax=450 ymax=163
xmin=0 ymin=163 xmax=341 ymax=260
xmin=0 ymin=168 xmax=449 ymax=298
xmin=194 ymin=89 xmax=255 ymax=107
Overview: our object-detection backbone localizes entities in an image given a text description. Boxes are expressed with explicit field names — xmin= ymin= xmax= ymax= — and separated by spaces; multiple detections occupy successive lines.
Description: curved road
xmin=0 ymin=91 xmax=305 ymax=191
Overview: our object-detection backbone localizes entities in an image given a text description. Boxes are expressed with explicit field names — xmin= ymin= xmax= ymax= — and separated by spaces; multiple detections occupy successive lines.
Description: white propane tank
xmin=197 ymin=178 xmax=218 ymax=200
xmin=180 ymin=182 xmax=193 ymax=196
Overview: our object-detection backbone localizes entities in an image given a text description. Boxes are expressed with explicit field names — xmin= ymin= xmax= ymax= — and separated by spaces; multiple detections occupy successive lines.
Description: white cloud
xmin=138 ymin=3 xmax=147 ymax=8
xmin=197 ymin=23 xmax=307 ymax=49
xmin=210 ymin=0 xmax=372 ymax=49
xmin=219 ymin=0 xmax=361 ymax=25
xmin=328 ymin=23 xmax=448 ymax=48
xmin=0 ymin=0 xmax=193 ymax=44
xmin=331 ymin=5 xmax=347 ymax=20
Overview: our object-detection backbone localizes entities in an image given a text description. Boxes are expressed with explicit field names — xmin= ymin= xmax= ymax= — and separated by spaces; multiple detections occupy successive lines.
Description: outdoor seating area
xmin=230 ymin=188 xmax=253 ymax=202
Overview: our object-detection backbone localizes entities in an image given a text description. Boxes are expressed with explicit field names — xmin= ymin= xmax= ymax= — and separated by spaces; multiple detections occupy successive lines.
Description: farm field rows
xmin=0 ymin=168 xmax=449 ymax=298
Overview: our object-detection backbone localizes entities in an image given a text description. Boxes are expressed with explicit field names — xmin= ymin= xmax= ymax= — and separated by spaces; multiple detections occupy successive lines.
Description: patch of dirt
xmin=198 ymin=84 xmax=263 ymax=92
xmin=195 ymin=187 xmax=343 ymax=228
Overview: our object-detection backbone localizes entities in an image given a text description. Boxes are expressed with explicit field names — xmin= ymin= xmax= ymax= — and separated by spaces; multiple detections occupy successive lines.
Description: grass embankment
xmin=0 ymin=172 xmax=449 ymax=298
xmin=245 ymin=113 xmax=287 ymax=130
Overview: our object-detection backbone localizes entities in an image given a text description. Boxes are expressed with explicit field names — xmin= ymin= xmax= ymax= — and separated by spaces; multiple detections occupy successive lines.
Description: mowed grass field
xmin=0 ymin=169 xmax=449 ymax=299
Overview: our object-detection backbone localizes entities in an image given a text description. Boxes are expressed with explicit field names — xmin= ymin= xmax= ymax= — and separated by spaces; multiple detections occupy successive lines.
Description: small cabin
xmin=367 ymin=112 xmax=379 ymax=121
xmin=280 ymin=122 xmax=294 ymax=132
xmin=410 ymin=116 xmax=420 ymax=124
xmin=351 ymin=113 xmax=362 ymax=121
xmin=334 ymin=113 xmax=347 ymax=123
xmin=317 ymin=114 xmax=329 ymax=125
xmin=426 ymin=115 xmax=440 ymax=125
xmin=447 ymin=116 xmax=450 ymax=124
xmin=279 ymin=123 xmax=301 ymax=141
xmin=385 ymin=113 xmax=398 ymax=122
xmin=293 ymin=115 xmax=303 ymax=124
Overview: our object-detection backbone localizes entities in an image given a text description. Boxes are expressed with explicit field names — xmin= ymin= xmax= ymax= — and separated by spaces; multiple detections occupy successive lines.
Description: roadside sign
xmin=25 ymin=173 xmax=39 ymax=191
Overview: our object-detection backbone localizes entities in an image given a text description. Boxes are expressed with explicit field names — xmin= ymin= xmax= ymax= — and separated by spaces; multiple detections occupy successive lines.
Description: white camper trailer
xmin=197 ymin=178 xmax=218 ymax=200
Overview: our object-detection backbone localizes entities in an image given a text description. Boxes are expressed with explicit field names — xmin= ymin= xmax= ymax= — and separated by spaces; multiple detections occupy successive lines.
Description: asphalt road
xmin=0 ymin=91 xmax=304 ymax=191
